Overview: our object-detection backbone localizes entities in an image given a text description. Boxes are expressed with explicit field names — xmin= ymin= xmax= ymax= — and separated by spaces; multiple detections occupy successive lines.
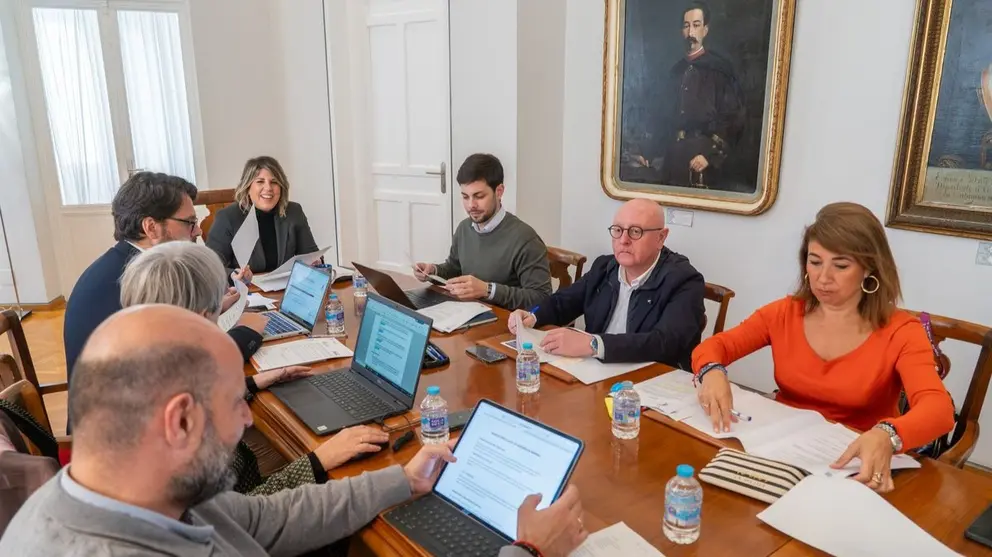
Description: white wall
xmin=561 ymin=0 xmax=992 ymax=466
xmin=449 ymin=0 xmax=518 ymax=215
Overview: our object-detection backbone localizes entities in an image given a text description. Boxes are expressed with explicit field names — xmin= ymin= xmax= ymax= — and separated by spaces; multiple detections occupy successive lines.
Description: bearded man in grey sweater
xmin=414 ymin=154 xmax=552 ymax=310
xmin=0 ymin=305 xmax=587 ymax=556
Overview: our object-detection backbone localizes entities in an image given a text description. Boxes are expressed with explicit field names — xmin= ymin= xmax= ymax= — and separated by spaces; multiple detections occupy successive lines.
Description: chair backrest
xmin=195 ymin=188 xmax=236 ymax=242
xmin=905 ymin=310 xmax=992 ymax=468
xmin=703 ymin=282 xmax=736 ymax=335
xmin=0 ymin=380 xmax=54 ymax=449
xmin=0 ymin=311 xmax=38 ymax=392
xmin=547 ymin=246 xmax=588 ymax=290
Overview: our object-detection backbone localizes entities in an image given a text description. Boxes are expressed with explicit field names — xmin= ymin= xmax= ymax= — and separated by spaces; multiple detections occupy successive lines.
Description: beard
xmin=167 ymin=421 xmax=238 ymax=509
xmin=685 ymin=37 xmax=699 ymax=52
xmin=469 ymin=204 xmax=498 ymax=224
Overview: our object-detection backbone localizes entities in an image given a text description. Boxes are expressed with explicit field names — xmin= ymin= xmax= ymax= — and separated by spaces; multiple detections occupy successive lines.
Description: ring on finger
xmin=871 ymin=472 xmax=883 ymax=484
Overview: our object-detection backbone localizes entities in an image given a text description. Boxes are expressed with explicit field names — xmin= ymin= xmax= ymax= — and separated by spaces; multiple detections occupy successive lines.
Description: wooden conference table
xmin=244 ymin=275 xmax=992 ymax=557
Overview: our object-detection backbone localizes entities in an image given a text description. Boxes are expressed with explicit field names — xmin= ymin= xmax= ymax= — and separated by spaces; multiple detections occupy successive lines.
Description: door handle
xmin=426 ymin=162 xmax=446 ymax=194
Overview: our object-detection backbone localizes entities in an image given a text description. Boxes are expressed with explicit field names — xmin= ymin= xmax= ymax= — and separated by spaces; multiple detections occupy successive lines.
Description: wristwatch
xmin=487 ymin=282 xmax=496 ymax=300
xmin=589 ymin=336 xmax=599 ymax=356
xmin=874 ymin=422 xmax=904 ymax=453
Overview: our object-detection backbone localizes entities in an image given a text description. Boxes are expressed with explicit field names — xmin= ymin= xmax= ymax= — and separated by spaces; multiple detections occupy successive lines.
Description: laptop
xmin=384 ymin=399 xmax=584 ymax=556
xmin=261 ymin=261 xmax=332 ymax=341
xmin=351 ymin=262 xmax=498 ymax=329
xmin=269 ymin=293 xmax=433 ymax=435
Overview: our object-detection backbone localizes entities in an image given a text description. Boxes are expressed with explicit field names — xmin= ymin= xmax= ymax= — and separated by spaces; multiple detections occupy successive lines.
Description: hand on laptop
xmin=252 ymin=365 xmax=313 ymax=391
xmin=237 ymin=312 xmax=270 ymax=335
xmin=540 ymin=328 xmax=595 ymax=358
xmin=507 ymin=310 xmax=536 ymax=334
xmin=515 ymin=485 xmax=588 ymax=557
xmin=413 ymin=262 xmax=436 ymax=282
xmin=445 ymin=275 xmax=488 ymax=300
xmin=313 ymin=425 xmax=390 ymax=470
xmin=404 ymin=440 xmax=457 ymax=496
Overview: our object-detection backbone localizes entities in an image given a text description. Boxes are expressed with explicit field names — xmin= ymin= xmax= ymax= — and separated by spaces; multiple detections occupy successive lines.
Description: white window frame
xmin=16 ymin=0 xmax=208 ymax=211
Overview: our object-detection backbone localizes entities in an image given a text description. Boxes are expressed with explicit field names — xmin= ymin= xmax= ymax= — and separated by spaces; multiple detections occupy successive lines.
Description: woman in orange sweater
xmin=693 ymin=202 xmax=954 ymax=493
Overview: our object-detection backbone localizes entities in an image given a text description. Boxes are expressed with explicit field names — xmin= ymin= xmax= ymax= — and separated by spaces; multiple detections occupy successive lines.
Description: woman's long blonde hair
xmin=234 ymin=156 xmax=291 ymax=217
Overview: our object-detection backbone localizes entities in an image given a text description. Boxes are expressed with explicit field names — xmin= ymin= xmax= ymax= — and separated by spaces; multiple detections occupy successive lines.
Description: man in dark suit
xmin=508 ymin=199 xmax=705 ymax=370
xmin=62 ymin=173 xmax=263 ymax=431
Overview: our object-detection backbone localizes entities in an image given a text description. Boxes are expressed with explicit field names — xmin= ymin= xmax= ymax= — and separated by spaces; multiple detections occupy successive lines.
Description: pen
xmin=529 ymin=306 xmax=540 ymax=313
xmin=730 ymin=409 xmax=752 ymax=422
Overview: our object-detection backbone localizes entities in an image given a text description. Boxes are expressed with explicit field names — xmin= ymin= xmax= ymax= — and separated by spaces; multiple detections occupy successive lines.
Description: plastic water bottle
xmin=664 ymin=464 xmax=702 ymax=544
xmin=419 ymin=386 xmax=449 ymax=445
xmin=324 ymin=293 xmax=345 ymax=336
xmin=353 ymin=272 xmax=368 ymax=299
xmin=516 ymin=342 xmax=540 ymax=393
xmin=612 ymin=380 xmax=641 ymax=439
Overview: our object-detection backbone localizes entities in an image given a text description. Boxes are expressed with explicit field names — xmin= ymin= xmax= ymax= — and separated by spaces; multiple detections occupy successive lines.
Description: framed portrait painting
xmin=888 ymin=0 xmax=992 ymax=240
xmin=601 ymin=0 xmax=796 ymax=215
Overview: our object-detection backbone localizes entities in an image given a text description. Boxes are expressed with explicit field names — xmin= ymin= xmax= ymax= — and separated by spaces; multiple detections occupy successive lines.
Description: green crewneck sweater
xmin=435 ymin=212 xmax=551 ymax=310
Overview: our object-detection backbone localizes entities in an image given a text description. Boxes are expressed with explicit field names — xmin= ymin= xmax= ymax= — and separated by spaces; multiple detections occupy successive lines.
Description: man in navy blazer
xmin=508 ymin=199 xmax=705 ymax=370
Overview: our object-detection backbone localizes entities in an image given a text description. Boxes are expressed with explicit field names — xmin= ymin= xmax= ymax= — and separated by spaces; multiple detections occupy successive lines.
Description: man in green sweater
xmin=0 ymin=305 xmax=588 ymax=556
xmin=414 ymin=154 xmax=552 ymax=310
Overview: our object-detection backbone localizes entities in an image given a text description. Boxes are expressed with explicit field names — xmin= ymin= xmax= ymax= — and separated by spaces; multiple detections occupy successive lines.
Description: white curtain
xmin=32 ymin=8 xmax=119 ymax=206
xmin=117 ymin=10 xmax=195 ymax=184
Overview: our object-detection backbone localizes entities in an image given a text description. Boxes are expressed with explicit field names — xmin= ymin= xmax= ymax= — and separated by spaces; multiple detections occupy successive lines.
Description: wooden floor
xmin=5 ymin=309 xmax=992 ymax=481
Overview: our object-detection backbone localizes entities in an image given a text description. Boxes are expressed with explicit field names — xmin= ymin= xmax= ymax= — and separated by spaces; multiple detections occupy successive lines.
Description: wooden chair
xmin=195 ymin=188 xmax=236 ymax=242
xmin=0 ymin=310 xmax=66 ymax=423
xmin=904 ymin=310 xmax=992 ymax=468
xmin=0 ymin=380 xmax=65 ymax=456
xmin=703 ymin=282 xmax=736 ymax=335
xmin=547 ymin=247 xmax=587 ymax=290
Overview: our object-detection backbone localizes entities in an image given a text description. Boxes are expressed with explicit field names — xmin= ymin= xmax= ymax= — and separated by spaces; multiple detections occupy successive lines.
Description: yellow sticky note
xmin=605 ymin=396 xmax=614 ymax=419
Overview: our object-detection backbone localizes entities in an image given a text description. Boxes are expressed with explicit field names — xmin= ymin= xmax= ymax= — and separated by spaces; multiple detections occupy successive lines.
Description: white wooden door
xmin=365 ymin=0 xmax=452 ymax=271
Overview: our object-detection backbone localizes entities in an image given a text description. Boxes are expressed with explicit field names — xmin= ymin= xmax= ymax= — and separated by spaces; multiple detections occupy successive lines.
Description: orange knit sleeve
xmin=885 ymin=318 xmax=956 ymax=451
xmin=691 ymin=298 xmax=785 ymax=374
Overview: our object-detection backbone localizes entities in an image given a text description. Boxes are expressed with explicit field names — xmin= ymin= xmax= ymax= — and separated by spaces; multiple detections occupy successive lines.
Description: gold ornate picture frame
xmin=888 ymin=0 xmax=992 ymax=240
xmin=600 ymin=0 xmax=796 ymax=215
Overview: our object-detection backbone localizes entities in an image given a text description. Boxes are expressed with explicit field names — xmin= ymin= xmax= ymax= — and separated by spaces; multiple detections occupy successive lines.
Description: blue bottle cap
xmin=426 ymin=386 xmax=440 ymax=396
xmin=522 ymin=342 xmax=533 ymax=350
xmin=677 ymin=464 xmax=694 ymax=478
xmin=329 ymin=293 xmax=338 ymax=300
xmin=621 ymin=380 xmax=634 ymax=389
xmin=610 ymin=382 xmax=623 ymax=393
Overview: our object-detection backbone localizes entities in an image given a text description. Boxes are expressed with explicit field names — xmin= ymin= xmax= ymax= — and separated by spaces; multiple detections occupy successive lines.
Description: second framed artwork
xmin=601 ymin=0 xmax=796 ymax=215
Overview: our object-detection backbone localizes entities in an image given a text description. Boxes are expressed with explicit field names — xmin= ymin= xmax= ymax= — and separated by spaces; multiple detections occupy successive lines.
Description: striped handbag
xmin=698 ymin=448 xmax=809 ymax=504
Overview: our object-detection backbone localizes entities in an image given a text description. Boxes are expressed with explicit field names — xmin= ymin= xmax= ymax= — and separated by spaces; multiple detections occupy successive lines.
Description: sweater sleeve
xmin=216 ymin=465 xmax=412 ymax=555
xmin=886 ymin=320 xmax=956 ymax=451
xmin=491 ymin=235 xmax=552 ymax=310
xmin=691 ymin=299 xmax=780 ymax=373
xmin=434 ymin=227 xmax=462 ymax=279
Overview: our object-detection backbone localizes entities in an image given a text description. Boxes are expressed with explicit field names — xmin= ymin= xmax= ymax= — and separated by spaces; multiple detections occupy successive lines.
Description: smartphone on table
xmin=465 ymin=345 xmax=508 ymax=364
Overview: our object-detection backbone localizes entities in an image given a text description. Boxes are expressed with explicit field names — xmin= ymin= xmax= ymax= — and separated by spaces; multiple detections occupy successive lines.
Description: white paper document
xmin=506 ymin=327 xmax=555 ymax=363
xmin=758 ymin=476 xmax=961 ymax=557
xmin=331 ymin=265 xmax=353 ymax=281
xmin=231 ymin=204 xmax=259 ymax=269
xmin=569 ymin=522 xmax=664 ymax=557
xmin=416 ymin=301 xmax=491 ymax=333
xmin=252 ymin=246 xmax=332 ymax=291
xmin=250 ymin=337 xmax=354 ymax=371
xmin=503 ymin=326 xmax=650 ymax=383
xmin=217 ymin=280 xmax=249 ymax=332
xmin=633 ymin=370 xmax=698 ymax=418
xmin=246 ymin=293 xmax=278 ymax=309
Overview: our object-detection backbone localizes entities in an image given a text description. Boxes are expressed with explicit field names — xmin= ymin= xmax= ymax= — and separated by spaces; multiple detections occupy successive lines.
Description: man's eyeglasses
xmin=607 ymin=225 xmax=663 ymax=240
xmin=167 ymin=216 xmax=199 ymax=230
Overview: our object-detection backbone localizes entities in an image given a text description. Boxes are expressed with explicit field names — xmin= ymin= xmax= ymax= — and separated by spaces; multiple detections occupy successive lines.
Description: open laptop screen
xmin=353 ymin=295 xmax=431 ymax=396
xmin=279 ymin=262 xmax=332 ymax=328
xmin=432 ymin=400 xmax=584 ymax=540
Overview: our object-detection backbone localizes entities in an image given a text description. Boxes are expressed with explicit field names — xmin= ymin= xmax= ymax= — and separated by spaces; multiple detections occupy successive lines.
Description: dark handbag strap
xmin=919 ymin=312 xmax=948 ymax=379
xmin=0 ymin=399 xmax=59 ymax=460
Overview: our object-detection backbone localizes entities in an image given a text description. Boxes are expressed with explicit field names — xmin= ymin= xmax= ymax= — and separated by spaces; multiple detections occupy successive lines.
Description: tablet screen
xmin=432 ymin=400 xmax=583 ymax=540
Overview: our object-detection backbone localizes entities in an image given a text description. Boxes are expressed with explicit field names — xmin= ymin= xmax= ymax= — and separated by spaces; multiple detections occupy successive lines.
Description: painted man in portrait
xmin=632 ymin=2 xmax=747 ymax=189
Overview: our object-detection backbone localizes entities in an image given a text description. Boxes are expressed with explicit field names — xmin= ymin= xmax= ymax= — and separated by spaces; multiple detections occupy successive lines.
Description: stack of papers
xmin=250 ymin=338 xmax=354 ymax=371
xmin=416 ymin=301 xmax=492 ymax=333
xmin=501 ymin=327 xmax=651 ymax=385
xmin=252 ymin=246 xmax=332 ymax=291
xmin=758 ymin=476 xmax=961 ymax=556
xmin=569 ymin=522 xmax=664 ymax=556
xmin=633 ymin=371 xmax=921 ymax=477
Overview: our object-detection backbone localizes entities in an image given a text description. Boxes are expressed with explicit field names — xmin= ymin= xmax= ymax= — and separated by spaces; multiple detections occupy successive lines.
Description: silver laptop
xmin=261 ymin=261 xmax=332 ymax=341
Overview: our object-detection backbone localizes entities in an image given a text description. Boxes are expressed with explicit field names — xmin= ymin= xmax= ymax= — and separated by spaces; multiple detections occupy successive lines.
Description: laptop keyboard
xmin=405 ymin=288 xmax=453 ymax=309
xmin=385 ymin=496 xmax=505 ymax=557
xmin=308 ymin=372 xmax=395 ymax=421
xmin=263 ymin=312 xmax=302 ymax=336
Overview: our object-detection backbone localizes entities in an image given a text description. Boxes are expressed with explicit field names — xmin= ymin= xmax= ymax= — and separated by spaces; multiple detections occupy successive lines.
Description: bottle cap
xmin=621 ymin=380 xmax=634 ymax=389
xmin=522 ymin=342 xmax=533 ymax=350
xmin=329 ymin=293 xmax=338 ymax=300
xmin=426 ymin=386 xmax=440 ymax=396
xmin=676 ymin=464 xmax=694 ymax=478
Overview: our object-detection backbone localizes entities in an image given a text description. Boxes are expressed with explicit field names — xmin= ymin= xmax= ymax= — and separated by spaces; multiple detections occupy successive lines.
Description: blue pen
xmin=529 ymin=306 xmax=540 ymax=314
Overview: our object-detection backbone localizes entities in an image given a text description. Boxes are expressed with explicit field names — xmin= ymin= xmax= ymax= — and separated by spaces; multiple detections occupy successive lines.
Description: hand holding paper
xmin=217 ymin=280 xmax=249 ymax=332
